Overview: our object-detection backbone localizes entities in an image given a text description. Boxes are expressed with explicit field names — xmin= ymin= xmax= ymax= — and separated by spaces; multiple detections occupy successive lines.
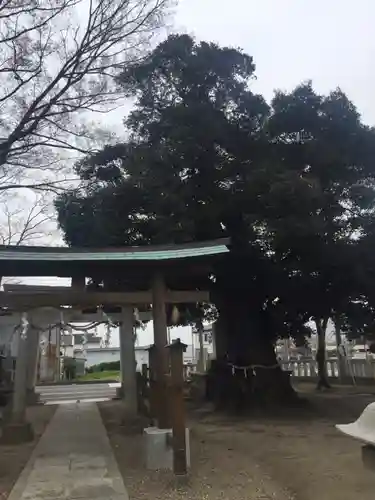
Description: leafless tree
xmin=0 ymin=191 xmax=58 ymax=287
xmin=0 ymin=0 xmax=171 ymax=193
xmin=0 ymin=192 xmax=54 ymax=245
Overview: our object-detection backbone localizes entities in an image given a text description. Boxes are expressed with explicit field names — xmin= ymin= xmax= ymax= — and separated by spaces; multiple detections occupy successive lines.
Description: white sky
xmin=110 ymin=323 xmax=193 ymax=348
xmin=8 ymin=0 xmax=375 ymax=344
xmin=95 ymin=0 xmax=375 ymax=128
xmin=175 ymin=0 xmax=375 ymax=125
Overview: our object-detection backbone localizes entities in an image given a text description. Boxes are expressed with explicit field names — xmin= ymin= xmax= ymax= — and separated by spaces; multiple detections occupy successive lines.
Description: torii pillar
xmin=152 ymin=271 xmax=170 ymax=429
xmin=1 ymin=313 xmax=34 ymax=444
xmin=119 ymin=306 xmax=138 ymax=416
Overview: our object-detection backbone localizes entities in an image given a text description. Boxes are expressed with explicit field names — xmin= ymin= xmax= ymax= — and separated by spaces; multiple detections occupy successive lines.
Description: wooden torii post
xmin=147 ymin=345 xmax=158 ymax=422
xmin=167 ymin=338 xmax=188 ymax=475
xmin=152 ymin=271 xmax=170 ymax=429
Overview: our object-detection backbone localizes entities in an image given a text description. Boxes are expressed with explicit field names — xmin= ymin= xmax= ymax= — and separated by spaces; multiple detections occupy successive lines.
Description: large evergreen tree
xmin=56 ymin=35 xmax=375 ymax=403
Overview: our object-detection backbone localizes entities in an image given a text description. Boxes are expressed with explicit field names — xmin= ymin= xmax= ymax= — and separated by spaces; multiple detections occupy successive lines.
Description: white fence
xmin=281 ymin=358 xmax=375 ymax=380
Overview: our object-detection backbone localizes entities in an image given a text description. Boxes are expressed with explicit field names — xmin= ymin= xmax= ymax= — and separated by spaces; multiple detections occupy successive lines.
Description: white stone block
xmin=336 ymin=402 xmax=375 ymax=445
xmin=143 ymin=426 xmax=191 ymax=471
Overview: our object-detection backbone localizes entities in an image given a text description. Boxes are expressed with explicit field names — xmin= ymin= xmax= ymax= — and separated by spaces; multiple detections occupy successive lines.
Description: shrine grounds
xmin=100 ymin=383 xmax=375 ymax=500
xmin=1 ymin=383 xmax=375 ymax=500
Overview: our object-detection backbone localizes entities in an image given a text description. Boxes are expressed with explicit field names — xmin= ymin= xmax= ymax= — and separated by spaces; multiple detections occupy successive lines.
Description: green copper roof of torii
xmin=0 ymin=239 xmax=230 ymax=262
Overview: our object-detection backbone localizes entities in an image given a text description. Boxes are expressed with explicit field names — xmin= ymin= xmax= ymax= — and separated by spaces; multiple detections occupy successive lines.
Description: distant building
xmin=45 ymin=326 xmax=216 ymax=381
xmin=45 ymin=331 xmax=103 ymax=381
xmin=83 ymin=344 xmax=201 ymax=370
xmin=84 ymin=346 xmax=148 ymax=370
xmin=61 ymin=332 xmax=101 ymax=357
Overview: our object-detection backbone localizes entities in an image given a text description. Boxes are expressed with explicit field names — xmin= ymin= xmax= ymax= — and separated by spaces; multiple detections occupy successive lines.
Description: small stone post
xmin=167 ymin=338 xmax=188 ymax=476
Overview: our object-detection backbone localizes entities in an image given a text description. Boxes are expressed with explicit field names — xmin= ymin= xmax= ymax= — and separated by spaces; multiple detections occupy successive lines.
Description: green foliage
xmin=78 ymin=370 xmax=120 ymax=381
xmin=86 ymin=361 xmax=120 ymax=373
xmin=55 ymin=34 xmax=375 ymax=349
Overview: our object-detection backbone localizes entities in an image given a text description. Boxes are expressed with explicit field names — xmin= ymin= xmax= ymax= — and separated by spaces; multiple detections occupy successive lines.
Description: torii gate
xmin=0 ymin=294 xmax=153 ymax=387
xmin=0 ymin=239 xmax=229 ymax=442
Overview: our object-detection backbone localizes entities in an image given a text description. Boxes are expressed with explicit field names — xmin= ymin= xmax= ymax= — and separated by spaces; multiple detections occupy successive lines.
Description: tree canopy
xmin=56 ymin=35 xmax=375 ymax=378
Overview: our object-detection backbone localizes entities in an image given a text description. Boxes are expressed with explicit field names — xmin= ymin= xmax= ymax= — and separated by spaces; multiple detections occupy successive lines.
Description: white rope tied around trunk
xmin=228 ymin=362 xmax=280 ymax=377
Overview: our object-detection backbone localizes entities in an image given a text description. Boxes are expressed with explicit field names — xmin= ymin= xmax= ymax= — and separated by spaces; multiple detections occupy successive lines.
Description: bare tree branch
xmin=0 ymin=178 xmax=79 ymax=194
xmin=0 ymin=189 xmax=61 ymax=287
xmin=0 ymin=0 xmax=172 ymax=193
xmin=0 ymin=192 xmax=54 ymax=245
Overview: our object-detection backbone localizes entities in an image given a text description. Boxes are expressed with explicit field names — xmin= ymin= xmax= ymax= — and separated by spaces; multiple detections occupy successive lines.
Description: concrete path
xmin=8 ymin=403 xmax=129 ymax=499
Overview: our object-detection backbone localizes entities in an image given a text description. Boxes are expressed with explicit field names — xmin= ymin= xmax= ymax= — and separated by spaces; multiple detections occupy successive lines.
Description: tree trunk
xmin=315 ymin=317 xmax=331 ymax=390
xmin=207 ymin=297 xmax=298 ymax=411
xmin=212 ymin=315 xmax=227 ymax=359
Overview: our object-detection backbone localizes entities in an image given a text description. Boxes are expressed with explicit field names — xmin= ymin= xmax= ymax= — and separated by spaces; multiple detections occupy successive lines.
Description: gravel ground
xmin=99 ymin=385 xmax=375 ymax=500
xmin=0 ymin=404 xmax=56 ymax=499
xmin=99 ymin=401 xmax=294 ymax=500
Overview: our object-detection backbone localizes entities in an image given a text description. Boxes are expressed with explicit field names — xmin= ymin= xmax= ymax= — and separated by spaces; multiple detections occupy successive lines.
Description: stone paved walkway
xmin=8 ymin=403 xmax=129 ymax=499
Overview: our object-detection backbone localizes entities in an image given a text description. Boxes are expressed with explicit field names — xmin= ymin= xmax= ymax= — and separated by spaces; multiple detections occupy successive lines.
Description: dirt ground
xmin=99 ymin=383 xmax=375 ymax=500
xmin=0 ymin=405 xmax=56 ymax=499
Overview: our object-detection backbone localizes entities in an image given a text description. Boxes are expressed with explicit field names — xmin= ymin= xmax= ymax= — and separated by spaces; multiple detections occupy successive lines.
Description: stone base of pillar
xmin=115 ymin=386 xmax=124 ymax=399
xmin=0 ymin=421 xmax=34 ymax=444
xmin=144 ymin=426 xmax=191 ymax=470
xmin=26 ymin=389 xmax=40 ymax=405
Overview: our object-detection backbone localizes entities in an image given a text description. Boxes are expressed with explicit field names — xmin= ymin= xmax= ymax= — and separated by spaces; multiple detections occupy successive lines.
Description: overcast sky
xmin=175 ymin=0 xmax=375 ymax=125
